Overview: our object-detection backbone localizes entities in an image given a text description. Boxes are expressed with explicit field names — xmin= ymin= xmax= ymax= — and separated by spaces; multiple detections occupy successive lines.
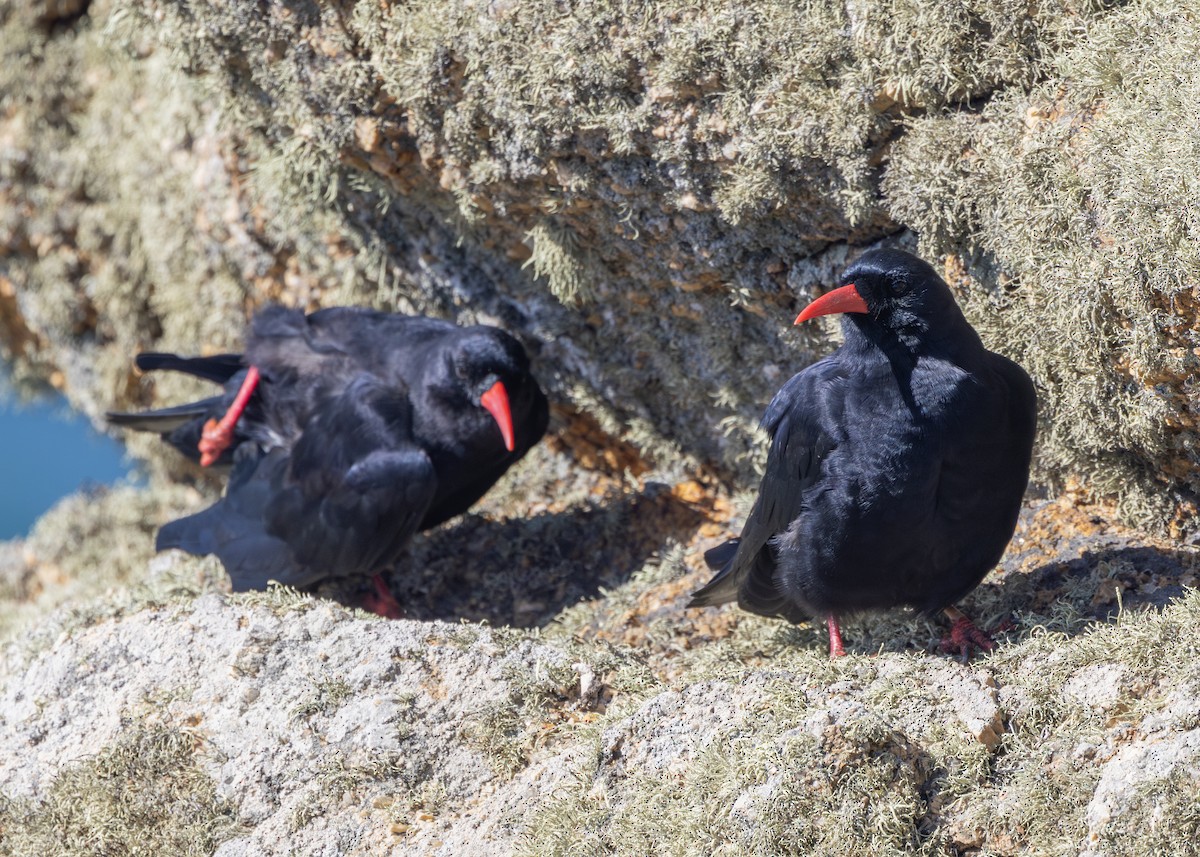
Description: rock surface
xmin=3 ymin=0 xmax=1200 ymax=530
xmin=3 ymin=487 xmax=1200 ymax=855
xmin=2 ymin=593 xmax=627 ymax=855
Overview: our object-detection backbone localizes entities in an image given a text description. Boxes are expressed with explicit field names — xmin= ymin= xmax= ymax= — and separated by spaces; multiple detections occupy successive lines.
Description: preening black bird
xmin=108 ymin=305 xmax=549 ymax=616
xmin=690 ymin=248 xmax=1036 ymax=658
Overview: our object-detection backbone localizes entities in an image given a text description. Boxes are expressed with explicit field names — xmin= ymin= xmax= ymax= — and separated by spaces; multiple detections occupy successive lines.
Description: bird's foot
xmin=198 ymin=365 xmax=261 ymax=467
xmin=939 ymin=606 xmax=997 ymax=663
xmin=827 ymin=614 xmax=847 ymax=658
xmin=198 ymin=419 xmax=234 ymax=467
xmin=361 ymin=573 xmax=405 ymax=620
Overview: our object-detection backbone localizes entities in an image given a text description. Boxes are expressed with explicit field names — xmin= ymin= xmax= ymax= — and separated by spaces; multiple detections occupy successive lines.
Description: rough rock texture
xmin=0 ymin=593 xmax=634 ymax=856
xmin=3 ymin=0 xmax=1200 ymax=529
xmin=3 ymin=483 xmax=1200 ymax=855
xmin=5 ymin=557 xmax=1200 ymax=856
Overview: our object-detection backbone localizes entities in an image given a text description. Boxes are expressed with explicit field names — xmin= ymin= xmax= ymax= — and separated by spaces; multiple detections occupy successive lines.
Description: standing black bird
xmin=690 ymin=248 xmax=1036 ymax=658
xmin=108 ymin=305 xmax=549 ymax=616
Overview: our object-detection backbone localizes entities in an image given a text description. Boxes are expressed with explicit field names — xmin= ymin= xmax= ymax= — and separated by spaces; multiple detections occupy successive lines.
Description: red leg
xmin=198 ymin=366 xmax=261 ymax=467
xmin=939 ymin=605 xmax=997 ymax=663
xmin=827 ymin=614 xmax=847 ymax=658
xmin=360 ymin=573 xmax=405 ymax=619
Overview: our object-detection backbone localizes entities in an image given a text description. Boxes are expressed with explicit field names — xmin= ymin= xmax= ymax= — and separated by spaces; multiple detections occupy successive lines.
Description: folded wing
xmin=160 ymin=374 xmax=437 ymax=590
xmin=689 ymin=366 xmax=837 ymax=619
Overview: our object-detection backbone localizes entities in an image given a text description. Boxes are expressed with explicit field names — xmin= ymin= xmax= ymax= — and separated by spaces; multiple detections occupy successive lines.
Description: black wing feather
xmin=264 ymin=376 xmax=436 ymax=580
xmin=159 ymin=375 xmax=437 ymax=589
xmin=106 ymin=397 xmax=224 ymax=434
xmin=690 ymin=364 xmax=839 ymax=616
xmin=156 ymin=447 xmax=303 ymax=590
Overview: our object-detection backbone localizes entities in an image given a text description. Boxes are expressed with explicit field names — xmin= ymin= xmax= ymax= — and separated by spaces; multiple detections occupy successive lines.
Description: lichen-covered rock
xmin=1 ymin=485 xmax=1199 ymax=855
xmin=3 ymin=1 xmax=1200 ymax=530
xmin=6 ymin=578 xmax=1200 ymax=856
xmin=1083 ymin=730 xmax=1200 ymax=854
xmin=0 ymin=590 xmax=646 ymax=856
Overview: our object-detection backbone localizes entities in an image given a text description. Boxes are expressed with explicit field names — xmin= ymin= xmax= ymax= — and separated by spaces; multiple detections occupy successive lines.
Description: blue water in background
xmin=0 ymin=381 xmax=132 ymax=540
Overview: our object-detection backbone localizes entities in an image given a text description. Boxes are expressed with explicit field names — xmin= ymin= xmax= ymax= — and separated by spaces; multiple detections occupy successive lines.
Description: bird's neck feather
xmin=842 ymin=313 xmax=985 ymax=365
xmin=840 ymin=319 xmax=981 ymax=421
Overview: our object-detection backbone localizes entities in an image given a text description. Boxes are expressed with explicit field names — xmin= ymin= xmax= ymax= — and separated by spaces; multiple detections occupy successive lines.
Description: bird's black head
xmin=443 ymin=327 xmax=532 ymax=452
xmin=797 ymin=247 xmax=975 ymax=354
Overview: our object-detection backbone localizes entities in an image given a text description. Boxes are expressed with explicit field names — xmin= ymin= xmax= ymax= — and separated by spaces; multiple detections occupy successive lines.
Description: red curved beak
xmin=480 ymin=380 xmax=515 ymax=452
xmin=794 ymin=283 xmax=869 ymax=324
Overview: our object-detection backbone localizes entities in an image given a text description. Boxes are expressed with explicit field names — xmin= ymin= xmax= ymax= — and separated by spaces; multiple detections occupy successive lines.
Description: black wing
xmin=159 ymin=375 xmax=437 ymax=590
xmin=244 ymin=305 xmax=345 ymax=372
xmin=690 ymin=362 xmax=839 ymax=618
xmin=245 ymin=305 xmax=470 ymax=393
xmin=157 ymin=446 xmax=303 ymax=589
xmin=107 ymin=367 xmax=259 ymax=467
xmin=106 ymin=352 xmax=244 ymax=433
xmin=106 ymin=397 xmax=225 ymax=434
xmin=264 ymin=374 xmax=436 ymax=581
xmin=989 ymin=352 xmax=1038 ymax=450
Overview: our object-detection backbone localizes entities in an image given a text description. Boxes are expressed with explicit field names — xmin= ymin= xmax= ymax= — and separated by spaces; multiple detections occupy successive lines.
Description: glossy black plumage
xmin=690 ymin=248 xmax=1036 ymax=652
xmin=109 ymin=305 xmax=549 ymax=592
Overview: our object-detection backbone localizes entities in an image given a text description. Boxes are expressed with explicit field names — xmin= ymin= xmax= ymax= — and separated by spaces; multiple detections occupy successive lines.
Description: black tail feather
xmin=105 ymin=397 xmax=224 ymax=434
xmin=135 ymin=352 xmax=244 ymax=384
xmin=691 ymin=539 xmax=808 ymax=623
xmin=703 ymin=538 xmax=739 ymax=571
xmin=156 ymin=448 xmax=318 ymax=591
xmin=688 ymin=539 xmax=742 ymax=607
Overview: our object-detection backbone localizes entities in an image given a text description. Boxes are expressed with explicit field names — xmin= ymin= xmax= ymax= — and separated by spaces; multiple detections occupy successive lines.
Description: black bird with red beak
xmin=690 ymin=247 xmax=1036 ymax=659
xmin=109 ymin=305 xmax=548 ymax=616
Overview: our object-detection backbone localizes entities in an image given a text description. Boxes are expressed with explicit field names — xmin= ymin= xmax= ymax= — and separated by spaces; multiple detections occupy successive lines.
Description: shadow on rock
xmin=851 ymin=500 xmax=1200 ymax=656
xmin=987 ymin=543 xmax=1199 ymax=625
xmin=317 ymin=483 xmax=706 ymax=628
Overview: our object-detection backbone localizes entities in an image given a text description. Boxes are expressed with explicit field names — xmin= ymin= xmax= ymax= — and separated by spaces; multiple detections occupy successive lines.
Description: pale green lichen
xmin=884 ymin=3 xmax=1200 ymax=532
xmin=9 ymin=0 xmax=1199 ymax=531
xmin=0 ymin=723 xmax=242 ymax=857
xmin=522 ymin=588 xmax=1200 ymax=856
xmin=6 ymin=6 xmax=1200 ymax=848
xmin=290 ymin=674 xmax=354 ymax=720
xmin=524 ymin=220 xmax=600 ymax=307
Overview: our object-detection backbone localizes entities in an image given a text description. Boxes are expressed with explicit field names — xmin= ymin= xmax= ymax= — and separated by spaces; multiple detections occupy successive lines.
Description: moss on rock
xmin=11 ymin=0 xmax=1200 ymax=535
xmin=0 ymin=723 xmax=241 ymax=857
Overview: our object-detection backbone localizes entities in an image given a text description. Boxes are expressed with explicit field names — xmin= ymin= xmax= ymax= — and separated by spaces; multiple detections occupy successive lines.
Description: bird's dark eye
xmin=887 ymin=278 xmax=905 ymax=296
